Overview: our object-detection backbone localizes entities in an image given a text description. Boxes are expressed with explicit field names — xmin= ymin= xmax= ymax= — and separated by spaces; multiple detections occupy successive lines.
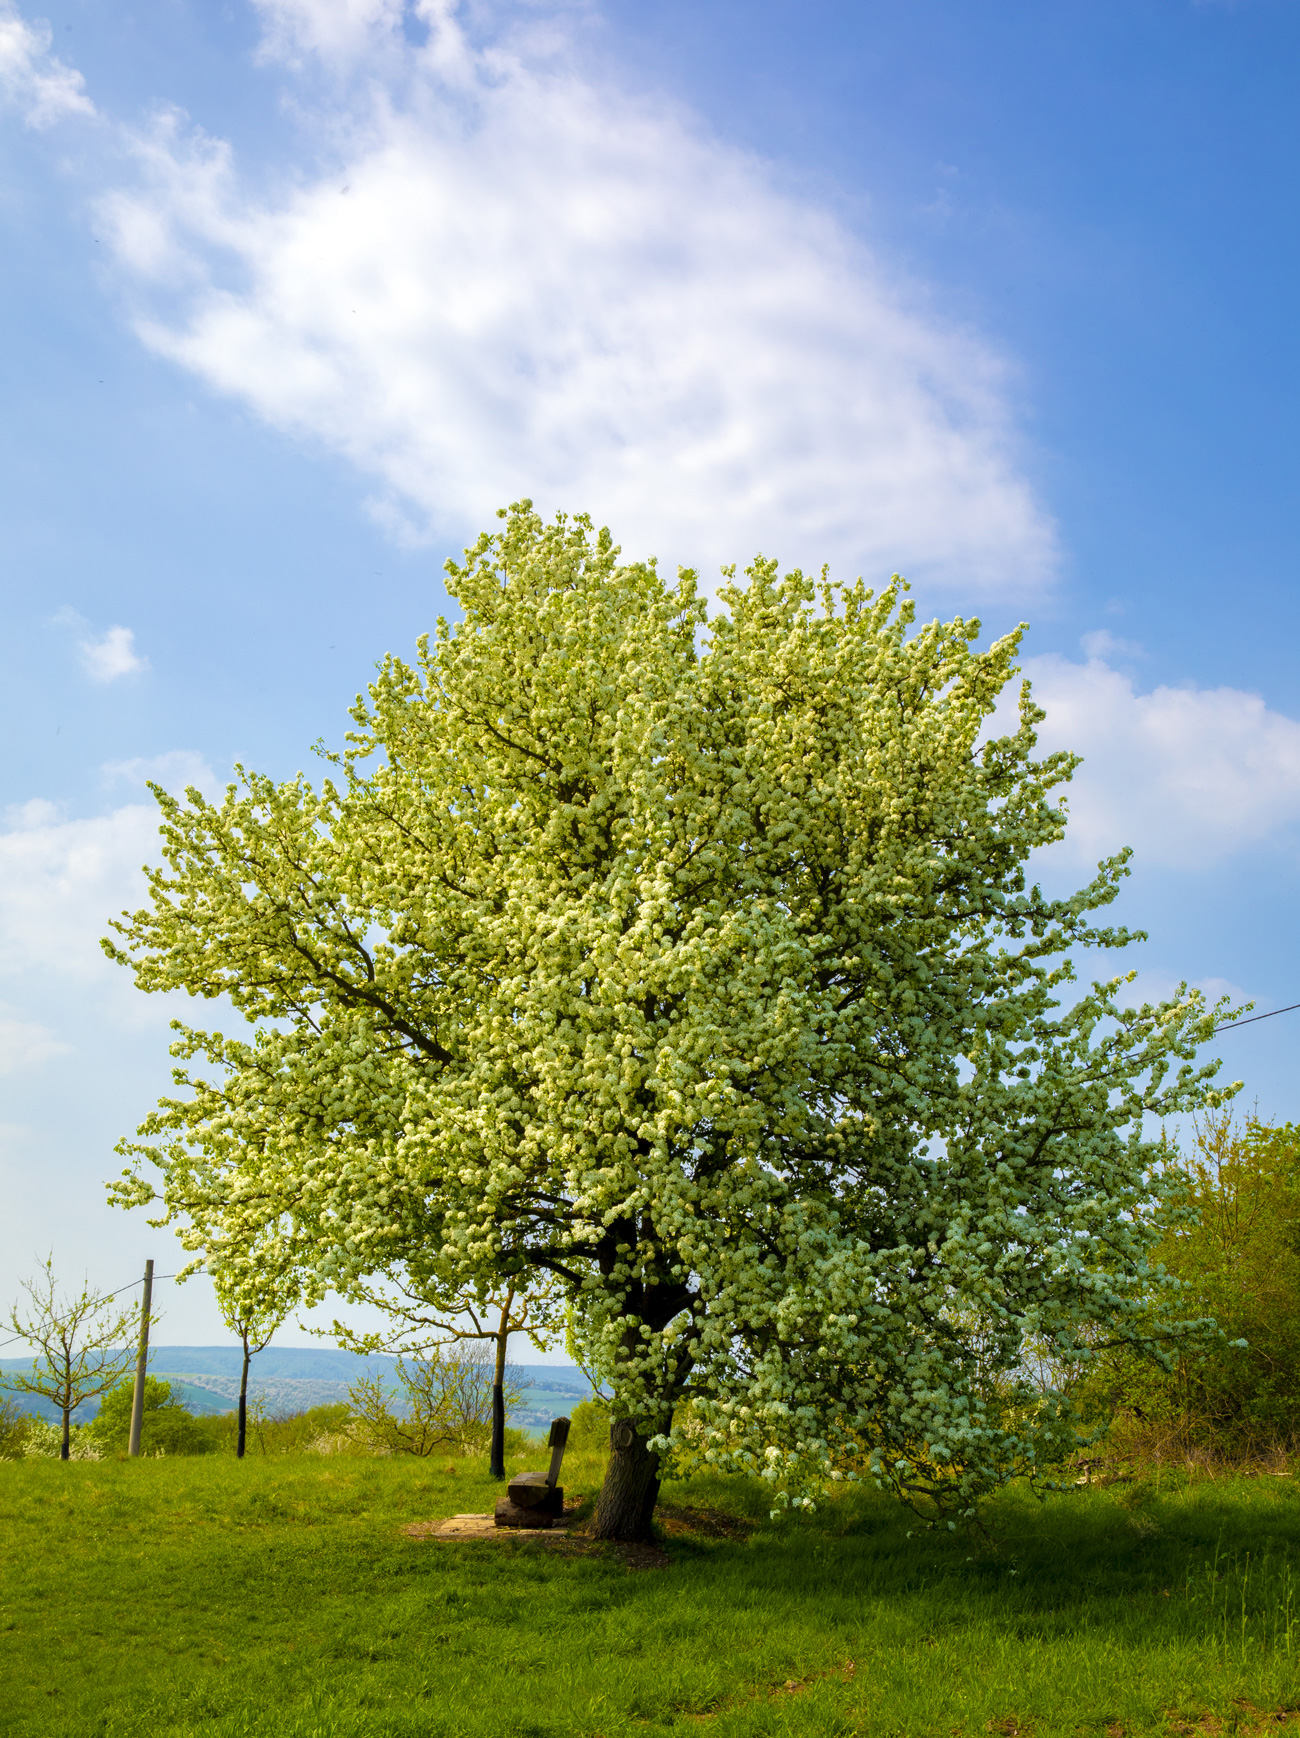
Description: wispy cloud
xmin=87 ymin=0 xmax=1058 ymax=598
xmin=80 ymin=625 xmax=147 ymax=682
xmin=0 ymin=1002 xmax=71 ymax=1075
xmin=102 ymin=751 xmax=219 ymax=798
xmin=0 ymin=1 xmax=93 ymax=128
xmin=0 ymin=797 xmax=160 ymax=983
xmin=1080 ymin=628 xmax=1145 ymax=661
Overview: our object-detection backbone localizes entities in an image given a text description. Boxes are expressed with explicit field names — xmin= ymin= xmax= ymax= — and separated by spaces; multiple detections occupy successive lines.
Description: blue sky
xmin=2 ymin=0 xmax=1299 ymax=1347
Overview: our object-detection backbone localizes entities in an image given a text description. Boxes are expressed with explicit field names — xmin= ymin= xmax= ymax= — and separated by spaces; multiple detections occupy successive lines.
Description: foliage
xmin=347 ymin=1343 xmax=524 ymax=1456
xmin=108 ymin=503 xmax=1232 ymax=1521
xmin=4 ymin=1256 xmax=139 ymax=1460
xmin=21 ymin=1417 xmax=102 ymax=1459
xmin=567 ymin=1395 xmax=612 ymax=1450
xmin=87 ymin=1375 xmax=218 ymax=1457
xmin=1080 ymin=1114 xmax=1300 ymax=1457
xmin=5 ymin=1455 xmax=1300 ymax=1736
xmin=0 ymin=1391 xmax=30 ymax=1460
xmin=207 ymin=1402 xmax=356 ymax=1456
xmin=330 ymin=1274 xmax=560 ymax=1479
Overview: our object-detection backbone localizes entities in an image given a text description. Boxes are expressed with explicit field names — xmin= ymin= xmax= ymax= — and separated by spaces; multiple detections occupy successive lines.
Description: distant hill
xmin=0 ymin=1348 xmax=599 ymax=1429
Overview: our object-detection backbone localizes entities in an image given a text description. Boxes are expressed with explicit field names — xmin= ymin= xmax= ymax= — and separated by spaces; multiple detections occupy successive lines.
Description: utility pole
xmin=127 ymin=1259 xmax=154 ymax=1458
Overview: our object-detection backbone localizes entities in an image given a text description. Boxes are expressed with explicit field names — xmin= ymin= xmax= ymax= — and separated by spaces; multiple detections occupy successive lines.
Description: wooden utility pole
xmin=127 ymin=1260 xmax=154 ymax=1457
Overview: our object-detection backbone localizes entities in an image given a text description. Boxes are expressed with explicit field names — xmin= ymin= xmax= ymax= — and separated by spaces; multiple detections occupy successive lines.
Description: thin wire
xmin=0 ymin=1273 xmax=177 ymax=1355
xmin=1213 ymin=1002 xmax=1300 ymax=1034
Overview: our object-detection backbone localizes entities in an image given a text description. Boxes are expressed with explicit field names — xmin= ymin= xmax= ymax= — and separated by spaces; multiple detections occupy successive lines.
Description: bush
xmin=0 ymin=1392 xmax=30 ymax=1460
xmin=87 ymin=1377 xmax=219 ymax=1458
xmin=348 ymin=1345 xmax=525 ymax=1456
xmin=1078 ymin=1112 xmax=1300 ymax=1460
xmin=22 ymin=1418 xmax=102 ymax=1460
xmin=210 ymin=1403 xmax=356 ymax=1456
xmin=567 ymin=1397 xmax=611 ymax=1450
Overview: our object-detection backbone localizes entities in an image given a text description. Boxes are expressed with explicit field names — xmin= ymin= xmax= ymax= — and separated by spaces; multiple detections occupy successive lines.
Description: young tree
xmin=348 ymin=1342 xmax=525 ymax=1457
xmin=332 ymin=1271 xmax=560 ymax=1478
xmin=107 ymin=504 xmax=1230 ymax=1538
xmin=208 ymin=1248 xmax=300 ymax=1460
xmin=4 ymin=1257 xmax=137 ymax=1460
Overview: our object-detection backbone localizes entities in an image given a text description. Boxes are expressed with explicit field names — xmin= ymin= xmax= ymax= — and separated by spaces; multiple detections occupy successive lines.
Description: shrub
xmin=87 ymin=1377 xmax=219 ymax=1457
xmin=567 ymin=1397 xmax=611 ymax=1450
xmin=23 ymin=1418 xmax=102 ymax=1460
xmin=348 ymin=1345 xmax=525 ymax=1456
xmin=1078 ymin=1112 xmax=1300 ymax=1460
xmin=0 ymin=1392 xmax=30 ymax=1460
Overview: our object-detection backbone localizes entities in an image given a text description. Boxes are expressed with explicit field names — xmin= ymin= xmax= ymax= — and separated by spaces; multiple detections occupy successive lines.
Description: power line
xmin=1214 ymin=1002 xmax=1300 ymax=1034
xmin=0 ymin=1273 xmax=177 ymax=1355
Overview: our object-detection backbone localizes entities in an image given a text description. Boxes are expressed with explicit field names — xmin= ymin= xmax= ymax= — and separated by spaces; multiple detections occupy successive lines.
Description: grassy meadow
xmin=3 ymin=1442 xmax=1300 ymax=1738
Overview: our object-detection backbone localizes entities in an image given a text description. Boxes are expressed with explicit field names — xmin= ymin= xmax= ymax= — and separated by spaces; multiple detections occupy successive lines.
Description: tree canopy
xmin=108 ymin=503 xmax=1229 ymax=1535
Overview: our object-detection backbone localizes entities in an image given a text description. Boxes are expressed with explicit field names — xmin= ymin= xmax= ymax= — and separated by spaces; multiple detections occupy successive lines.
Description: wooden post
xmin=127 ymin=1260 xmax=153 ymax=1458
xmin=545 ymin=1415 xmax=570 ymax=1487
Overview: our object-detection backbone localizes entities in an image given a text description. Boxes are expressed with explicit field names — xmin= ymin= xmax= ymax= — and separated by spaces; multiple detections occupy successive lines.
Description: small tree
xmin=1081 ymin=1113 xmax=1300 ymax=1458
xmin=333 ymin=1269 xmax=559 ymax=1478
xmin=208 ymin=1247 xmax=300 ymax=1460
xmin=4 ymin=1257 xmax=137 ymax=1460
xmin=348 ymin=1342 xmax=524 ymax=1456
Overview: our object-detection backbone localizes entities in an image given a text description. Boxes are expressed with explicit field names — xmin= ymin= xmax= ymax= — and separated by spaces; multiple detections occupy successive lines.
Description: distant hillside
xmin=0 ymin=1349 xmax=599 ymax=1429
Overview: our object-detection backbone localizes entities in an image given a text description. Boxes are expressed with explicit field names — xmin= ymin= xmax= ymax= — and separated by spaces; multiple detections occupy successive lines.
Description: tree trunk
xmin=60 ymin=1405 xmax=71 ymax=1462
xmin=489 ymin=1291 xmax=512 ymax=1481
xmin=590 ymin=1417 xmax=667 ymax=1542
xmin=490 ymin=1381 xmax=506 ymax=1480
xmin=237 ymin=1333 xmax=250 ymax=1460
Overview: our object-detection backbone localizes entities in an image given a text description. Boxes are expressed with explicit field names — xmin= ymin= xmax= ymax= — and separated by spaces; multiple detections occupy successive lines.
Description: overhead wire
xmin=1213 ymin=1002 xmax=1300 ymax=1034
xmin=0 ymin=1272 xmax=177 ymax=1355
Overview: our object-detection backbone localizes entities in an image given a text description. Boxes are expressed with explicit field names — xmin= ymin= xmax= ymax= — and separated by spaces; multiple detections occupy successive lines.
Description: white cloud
xmin=95 ymin=2 xmax=1058 ymax=598
xmin=52 ymin=609 xmax=149 ymax=682
xmin=1019 ymin=652 xmax=1300 ymax=869
xmin=102 ymin=751 xmax=218 ymax=798
xmin=253 ymin=0 xmax=405 ymax=66
xmin=0 ymin=1003 xmax=71 ymax=1075
xmin=1079 ymin=628 xmax=1144 ymax=661
xmin=0 ymin=2 xmax=94 ymax=128
xmin=0 ymin=798 xmax=161 ymax=983
xmin=79 ymin=625 xmax=148 ymax=682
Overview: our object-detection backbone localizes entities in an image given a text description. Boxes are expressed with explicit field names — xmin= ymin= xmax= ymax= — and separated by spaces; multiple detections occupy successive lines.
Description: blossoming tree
xmin=107 ymin=503 xmax=1228 ymax=1540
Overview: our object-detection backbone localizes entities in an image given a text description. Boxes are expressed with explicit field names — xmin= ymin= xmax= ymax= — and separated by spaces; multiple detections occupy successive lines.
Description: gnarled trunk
xmin=590 ymin=1416 xmax=668 ymax=1542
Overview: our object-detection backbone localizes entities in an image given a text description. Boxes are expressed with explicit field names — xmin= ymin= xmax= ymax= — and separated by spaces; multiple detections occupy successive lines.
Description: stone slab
xmin=404 ymin=1513 xmax=569 ymax=1541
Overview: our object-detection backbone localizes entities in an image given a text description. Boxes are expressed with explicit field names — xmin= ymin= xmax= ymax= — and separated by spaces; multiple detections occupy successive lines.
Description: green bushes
xmin=1079 ymin=1113 xmax=1300 ymax=1462
xmin=565 ymin=1396 xmax=611 ymax=1449
xmin=87 ymin=1376 xmax=220 ymax=1457
xmin=0 ymin=1392 xmax=30 ymax=1459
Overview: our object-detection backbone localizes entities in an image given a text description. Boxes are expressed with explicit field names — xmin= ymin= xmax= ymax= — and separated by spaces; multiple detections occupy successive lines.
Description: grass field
xmin=4 ymin=1445 xmax=1300 ymax=1737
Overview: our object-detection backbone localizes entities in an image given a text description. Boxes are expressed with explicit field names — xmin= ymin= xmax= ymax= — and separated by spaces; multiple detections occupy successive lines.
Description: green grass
xmin=4 ymin=1445 xmax=1300 ymax=1737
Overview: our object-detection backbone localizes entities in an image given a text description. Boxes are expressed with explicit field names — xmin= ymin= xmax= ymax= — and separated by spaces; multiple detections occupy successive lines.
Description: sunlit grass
xmin=3 ymin=1447 xmax=1300 ymax=1736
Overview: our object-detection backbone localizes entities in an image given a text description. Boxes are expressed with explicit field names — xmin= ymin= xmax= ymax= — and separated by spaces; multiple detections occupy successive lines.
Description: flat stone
xmin=403 ymin=1513 xmax=569 ymax=1541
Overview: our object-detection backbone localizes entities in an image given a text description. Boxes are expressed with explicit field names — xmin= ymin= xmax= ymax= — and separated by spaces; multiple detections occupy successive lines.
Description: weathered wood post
xmin=494 ymin=1416 xmax=571 ymax=1528
xmin=127 ymin=1259 xmax=153 ymax=1459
